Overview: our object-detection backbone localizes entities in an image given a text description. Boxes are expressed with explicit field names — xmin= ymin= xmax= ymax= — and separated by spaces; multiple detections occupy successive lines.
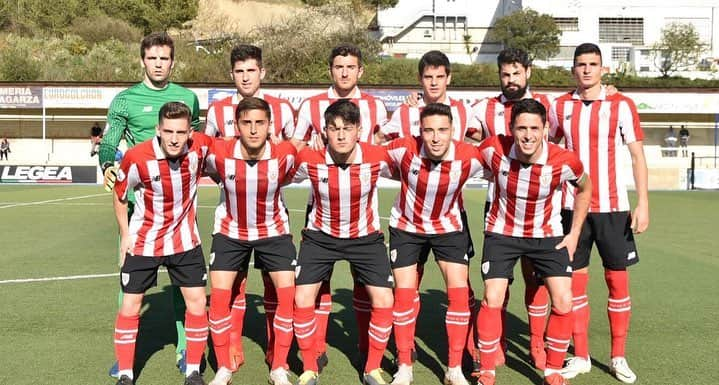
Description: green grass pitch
xmin=0 ymin=185 xmax=717 ymax=385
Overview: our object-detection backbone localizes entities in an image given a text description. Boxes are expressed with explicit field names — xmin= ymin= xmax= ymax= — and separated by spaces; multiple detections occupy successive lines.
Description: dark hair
xmin=324 ymin=99 xmax=360 ymax=126
xmin=235 ymin=97 xmax=271 ymax=122
xmin=420 ymin=102 xmax=453 ymax=124
xmin=141 ymin=32 xmax=174 ymax=60
xmin=497 ymin=48 xmax=531 ymax=69
xmin=418 ymin=50 xmax=451 ymax=75
xmin=328 ymin=44 xmax=363 ymax=67
xmin=510 ymin=99 xmax=547 ymax=128
xmin=573 ymin=43 xmax=602 ymax=66
xmin=158 ymin=101 xmax=191 ymax=124
xmin=230 ymin=44 xmax=262 ymax=68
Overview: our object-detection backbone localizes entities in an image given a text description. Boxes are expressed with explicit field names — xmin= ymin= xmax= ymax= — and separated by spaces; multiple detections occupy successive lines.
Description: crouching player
xmin=474 ymin=99 xmax=591 ymax=385
xmin=111 ymin=102 xmax=211 ymax=385
xmin=205 ymin=97 xmax=298 ymax=385
xmin=292 ymin=99 xmax=395 ymax=385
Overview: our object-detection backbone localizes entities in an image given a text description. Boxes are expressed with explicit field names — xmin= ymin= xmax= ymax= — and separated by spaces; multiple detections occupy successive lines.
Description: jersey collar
xmin=328 ymin=86 xmax=361 ymax=99
xmin=572 ymin=85 xmax=607 ymax=101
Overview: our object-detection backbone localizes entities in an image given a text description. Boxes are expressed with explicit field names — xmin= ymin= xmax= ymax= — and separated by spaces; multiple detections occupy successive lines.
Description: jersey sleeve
xmin=617 ymin=97 xmax=644 ymax=144
xmin=561 ymin=151 xmax=585 ymax=185
xmin=548 ymin=99 xmax=563 ymax=140
xmin=99 ymin=93 xmax=128 ymax=166
xmin=475 ymin=137 xmax=499 ymax=179
xmin=380 ymin=108 xmax=403 ymax=140
xmin=280 ymin=101 xmax=297 ymax=140
xmin=204 ymin=103 xmax=220 ymax=137
xmin=386 ymin=137 xmax=409 ymax=166
xmin=292 ymin=150 xmax=311 ymax=183
xmin=468 ymin=99 xmax=490 ymax=139
xmin=114 ymin=152 xmax=140 ymax=201
xmin=374 ymin=99 xmax=389 ymax=134
xmin=293 ymin=100 xmax=313 ymax=142
xmin=279 ymin=142 xmax=299 ymax=185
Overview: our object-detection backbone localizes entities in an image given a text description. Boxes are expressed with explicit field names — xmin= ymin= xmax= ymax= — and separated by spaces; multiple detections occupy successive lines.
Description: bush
xmin=0 ymin=38 xmax=42 ymax=81
xmin=69 ymin=11 xmax=143 ymax=45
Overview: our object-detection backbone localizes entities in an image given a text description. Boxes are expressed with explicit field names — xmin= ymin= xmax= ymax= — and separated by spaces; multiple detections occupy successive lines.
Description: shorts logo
xmin=295 ymin=265 xmax=301 ymax=278
xmin=481 ymin=261 xmax=490 ymax=275
xmin=202 ymin=273 xmax=207 ymax=282
xmin=390 ymin=249 xmax=397 ymax=263
xmin=627 ymin=251 xmax=636 ymax=260
xmin=117 ymin=169 xmax=126 ymax=182
xmin=388 ymin=275 xmax=394 ymax=283
xmin=566 ymin=266 xmax=573 ymax=273
xmin=463 ymin=254 xmax=468 ymax=261
xmin=291 ymin=259 xmax=297 ymax=266
xmin=121 ymin=273 xmax=130 ymax=287
xmin=209 ymin=252 xmax=215 ymax=265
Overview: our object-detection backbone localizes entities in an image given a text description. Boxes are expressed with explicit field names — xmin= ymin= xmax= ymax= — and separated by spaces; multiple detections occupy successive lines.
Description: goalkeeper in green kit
xmin=99 ymin=32 xmax=201 ymax=379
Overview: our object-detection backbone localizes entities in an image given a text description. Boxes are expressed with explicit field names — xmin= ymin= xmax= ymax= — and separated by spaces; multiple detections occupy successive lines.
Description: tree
xmin=491 ymin=8 xmax=560 ymax=61
xmin=652 ymin=22 xmax=705 ymax=78
xmin=301 ymin=0 xmax=398 ymax=10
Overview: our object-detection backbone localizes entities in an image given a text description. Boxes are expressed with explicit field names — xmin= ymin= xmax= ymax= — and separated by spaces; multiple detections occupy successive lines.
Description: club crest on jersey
xmin=359 ymin=171 xmax=371 ymax=184
xmin=189 ymin=160 xmax=198 ymax=174
xmin=121 ymin=273 xmax=130 ymax=286
xmin=450 ymin=170 xmax=461 ymax=182
xmin=540 ymin=173 xmax=552 ymax=186
xmin=268 ymin=169 xmax=278 ymax=182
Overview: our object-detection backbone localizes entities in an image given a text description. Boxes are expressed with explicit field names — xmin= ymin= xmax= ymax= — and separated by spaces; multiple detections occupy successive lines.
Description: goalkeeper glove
xmin=102 ymin=162 xmax=118 ymax=192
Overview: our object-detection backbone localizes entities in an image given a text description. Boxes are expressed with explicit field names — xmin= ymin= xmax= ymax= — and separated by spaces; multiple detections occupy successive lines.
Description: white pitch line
xmin=0 ymin=193 xmax=108 ymax=209
xmin=0 ymin=272 xmax=118 ymax=284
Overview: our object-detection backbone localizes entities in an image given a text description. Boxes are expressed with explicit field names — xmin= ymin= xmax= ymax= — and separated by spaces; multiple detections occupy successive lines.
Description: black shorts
xmin=210 ymin=233 xmax=296 ymax=273
xmin=120 ymin=246 xmax=207 ymax=294
xmin=561 ymin=210 xmax=639 ymax=270
xmin=296 ymin=229 xmax=393 ymax=288
xmin=480 ymin=232 xmax=572 ymax=280
xmin=389 ymin=227 xmax=469 ymax=269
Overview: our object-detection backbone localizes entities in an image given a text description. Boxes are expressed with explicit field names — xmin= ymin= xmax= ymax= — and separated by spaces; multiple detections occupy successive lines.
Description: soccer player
xmin=377 ymin=49 xmax=481 ymax=374
xmin=291 ymin=43 xmax=389 ymax=368
xmin=100 ymin=32 xmax=201 ymax=377
xmin=468 ymin=47 xmax=554 ymax=370
xmin=386 ymin=103 xmax=483 ymax=385
xmin=474 ymin=98 xmax=591 ymax=385
xmin=205 ymin=97 xmax=297 ymax=385
xmin=549 ymin=43 xmax=649 ymax=384
xmin=111 ymin=102 xmax=212 ymax=385
xmin=292 ymin=99 xmax=395 ymax=385
xmin=204 ymin=44 xmax=297 ymax=371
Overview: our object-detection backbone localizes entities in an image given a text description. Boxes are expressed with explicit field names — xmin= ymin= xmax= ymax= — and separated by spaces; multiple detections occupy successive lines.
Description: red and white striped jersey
xmin=470 ymin=90 xmax=552 ymax=137
xmin=477 ymin=135 xmax=584 ymax=238
xmin=206 ymin=140 xmax=297 ymax=241
xmin=549 ymin=88 xmax=643 ymax=213
xmin=205 ymin=91 xmax=296 ymax=139
xmin=293 ymin=142 xmax=394 ymax=239
xmin=115 ymin=133 xmax=213 ymax=256
xmin=380 ymin=96 xmax=479 ymax=141
xmin=387 ymin=136 xmax=483 ymax=235
xmin=293 ymin=87 xmax=388 ymax=144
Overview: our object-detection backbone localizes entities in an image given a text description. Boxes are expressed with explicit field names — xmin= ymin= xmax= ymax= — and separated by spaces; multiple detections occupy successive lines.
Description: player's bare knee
xmin=367 ymin=286 xmax=394 ymax=308
xmin=551 ymin=292 xmax=573 ymax=314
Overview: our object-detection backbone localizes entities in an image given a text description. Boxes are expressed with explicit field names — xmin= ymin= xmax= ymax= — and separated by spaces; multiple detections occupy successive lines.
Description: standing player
xmin=474 ymin=99 xmax=591 ymax=385
xmin=204 ymin=44 xmax=297 ymax=371
xmin=205 ymin=98 xmax=297 ymax=385
xmin=100 ymin=32 xmax=201 ymax=377
xmin=292 ymin=100 xmax=395 ymax=385
xmin=111 ymin=102 xmax=211 ymax=385
xmin=549 ymin=43 xmax=648 ymax=384
xmin=468 ymin=47 xmax=553 ymax=370
xmin=386 ymin=103 xmax=483 ymax=385
xmin=290 ymin=43 xmax=389 ymax=368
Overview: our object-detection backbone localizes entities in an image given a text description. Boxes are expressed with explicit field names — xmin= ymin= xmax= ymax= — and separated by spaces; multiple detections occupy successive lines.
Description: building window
xmin=612 ymin=47 xmax=631 ymax=63
xmin=554 ymin=17 xmax=579 ymax=31
xmin=599 ymin=18 xmax=644 ymax=45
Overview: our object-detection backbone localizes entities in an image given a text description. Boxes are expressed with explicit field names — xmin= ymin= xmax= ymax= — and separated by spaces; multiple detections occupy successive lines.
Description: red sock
xmin=272 ymin=286 xmax=295 ymax=370
xmin=571 ymin=272 xmax=590 ymax=358
xmin=526 ymin=282 xmax=549 ymax=347
xmin=114 ymin=313 xmax=140 ymax=373
xmin=229 ymin=278 xmax=247 ymax=365
xmin=477 ymin=303 xmax=502 ymax=371
xmin=365 ymin=306 xmax=393 ymax=373
xmin=294 ymin=305 xmax=318 ymax=372
xmin=393 ymin=287 xmax=416 ymax=366
xmin=446 ymin=287 xmax=470 ymax=367
xmin=605 ymin=269 xmax=631 ymax=358
xmin=185 ymin=311 xmax=209 ymax=368
xmin=209 ymin=288 xmax=232 ymax=369
xmin=314 ymin=281 xmax=332 ymax=356
xmin=466 ymin=284 xmax=479 ymax=360
xmin=262 ymin=273 xmax=277 ymax=365
xmin=353 ymin=283 xmax=372 ymax=353
xmin=545 ymin=307 xmax=572 ymax=369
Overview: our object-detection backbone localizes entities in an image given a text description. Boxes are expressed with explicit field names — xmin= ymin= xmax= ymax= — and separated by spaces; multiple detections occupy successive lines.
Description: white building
xmin=375 ymin=0 xmax=719 ymax=76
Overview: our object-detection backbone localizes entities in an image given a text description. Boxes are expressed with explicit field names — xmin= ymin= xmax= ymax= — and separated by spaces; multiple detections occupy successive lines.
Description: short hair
xmin=158 ymin=101 xmax=191 ymax=124
xmin=573 ymin=43 xmax=602 ymax=65
xmin=328 ymin=44 xmax=363 ymax=67
xmin=235 ymin=97 xmax=271 ymax=122
xmin=497 ymin=48 xmax=531 ymax=69
xmin=141 ymin=32 xmax=174 ymax=60
xmin=418 ymin=50 xmax=451 ymax=75
xmin=510 ymin=99 xmax=547 ymax=128
xmin=324 ymin=99 xmax=360 ymax=126
xmin=420 ymin=103 xmax=453 ymax=124
xmin=230 ymin=44 xmax=263 ymax=68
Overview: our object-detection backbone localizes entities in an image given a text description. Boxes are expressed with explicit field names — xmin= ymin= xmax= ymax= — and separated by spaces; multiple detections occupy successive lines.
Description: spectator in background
xmin=90 ymin=122 xmax=103 ymax=156
xmin=664 ymin=125 xmax=678 ymax=157
xmin=679 ymin=125 xmax=690 ymax=157
xmin=0 ymin=137 xmax=9 ymax=160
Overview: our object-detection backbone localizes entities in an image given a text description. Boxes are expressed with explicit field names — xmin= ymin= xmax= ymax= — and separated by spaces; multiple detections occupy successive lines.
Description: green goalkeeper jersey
xmin=98 ymin=81 xmax=200 ymax=166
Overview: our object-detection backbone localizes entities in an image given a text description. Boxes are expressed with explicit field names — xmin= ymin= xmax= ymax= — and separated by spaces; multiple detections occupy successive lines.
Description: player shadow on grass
xmin=416 ymin=288 xmax=543 ymax=384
